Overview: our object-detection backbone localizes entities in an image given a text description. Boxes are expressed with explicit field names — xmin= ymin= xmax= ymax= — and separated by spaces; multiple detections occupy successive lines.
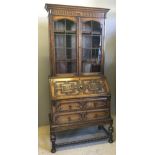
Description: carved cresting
xmin=49 ymin=76 xmax=110 ymax=100
xmin=51 ymin=9 xmax=105 ymax=18
xmin=45 ymin=4 xmax=110 ymax=18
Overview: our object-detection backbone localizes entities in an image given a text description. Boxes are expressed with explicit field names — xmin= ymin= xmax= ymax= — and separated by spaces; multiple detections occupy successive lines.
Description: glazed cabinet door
xmin=80 ymin=18 xmax=105 ymax=75
xmin=52 ymin=16 xmax=78 ymax=76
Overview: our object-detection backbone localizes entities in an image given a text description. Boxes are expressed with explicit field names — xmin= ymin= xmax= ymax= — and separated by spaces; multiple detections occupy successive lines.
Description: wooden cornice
xmin=45 ymin=4 xmax=110 ymax=18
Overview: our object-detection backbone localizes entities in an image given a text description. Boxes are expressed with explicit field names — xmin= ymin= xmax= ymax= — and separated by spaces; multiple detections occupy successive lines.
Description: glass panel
xmin=92 ymin=21 xmax=102 ymax=33
xmin=56 ymin=61 xmax=76 ymax=74
xmin=82 ymin=63 xmax=91 ymax=73
xmin=54 ymin=19 xmax=77 ymax=74
xmin=66 ymin=20 xmax=76 ymax=31
xmin=92 ymin=49 xmax=98 ymax=59
xmin=92 ymin=48 xmax=102 ymax=63
xmin=56 ymin=62 xmax=67 ymax=74
xmin=92 ymin=35 xmax=101 ymax=48
xmin=54 ymin=19 xmax=65 ymax=31
xmin=67 ymin=62 xmax=76 ymax=73
xmin=55 ymin=48 xmax=66 ymax=60
xmin=82 ymin=63 xmax=101 ymax=73
xmin=66 ymin=34 xmax=76 ymax=48
xmin=82 ymin=21 xmax=92 ymax=32
xmin=83 ymin=35 xmax=91 ymax=48
xmin=82 ymin=49 xmax=91 ymax=60
xmin=91 ymin=64 xmax=101 ymax=72
xmin=55 ymin=34 xmax=65 ymax=48
xmin=81 ymin=20 xmax=102 ymax=74
xmin=83 ymin=21 xmax=102 ymax=33
xmin=66 ymin=48 xmax=76 ymax=60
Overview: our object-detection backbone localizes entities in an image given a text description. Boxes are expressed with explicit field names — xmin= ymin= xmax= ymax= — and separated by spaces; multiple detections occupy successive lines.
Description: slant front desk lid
xmin=49 ymin=76 xmax=110 ymax=100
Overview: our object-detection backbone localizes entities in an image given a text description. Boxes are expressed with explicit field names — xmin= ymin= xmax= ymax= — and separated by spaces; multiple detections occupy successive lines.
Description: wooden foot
xmin=108 ymin=124 xmax=113 ymax=143
xmin=49 ymin=113 xmax=56 ymax=153
xmin=51 ymin=147 xmax=56 ymax=153
xmin=51 ymin=133 xmax=56 ymax=153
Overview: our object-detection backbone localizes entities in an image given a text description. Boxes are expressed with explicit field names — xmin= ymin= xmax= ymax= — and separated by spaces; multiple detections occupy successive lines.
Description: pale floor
xmin=38 ymin=115 xmax=116 ymax=155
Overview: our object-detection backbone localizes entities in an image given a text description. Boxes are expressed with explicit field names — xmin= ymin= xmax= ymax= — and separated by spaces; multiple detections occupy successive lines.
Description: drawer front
xmin=86 ymin=110 xmax=109 ymax=121
xmin=54 ymin=100 xmax=82 ymax=112
xmin=54 ymin=99 xmax=109 ymax=113
xmin=55 ymin=113 xmax=82 ymax=124
xmin=85 ymin=99 xmax=109 ymax=110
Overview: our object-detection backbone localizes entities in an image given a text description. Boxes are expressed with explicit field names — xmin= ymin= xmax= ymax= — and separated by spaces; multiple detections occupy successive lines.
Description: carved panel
xmin=55 ymin=101 xmax=82 ymax=112
xmin=54 ymin=79 xmax=106 ymax=97
xmin=86 ymin=100 xmax=109 ymax=110
xmin=49 ymin=76 xmax=110 ymax=100
xmin=54 ymin=80 xmax=79 ymax=96
xmin=86 ymin=111 xmax=109 ymax=120
xmin=82 ymin=79 xmax=106 ymax=94
xmin=51 ymin=9 xmax=105 ymax=18
xmin=55 ymin=113 xmax=82 ymax=124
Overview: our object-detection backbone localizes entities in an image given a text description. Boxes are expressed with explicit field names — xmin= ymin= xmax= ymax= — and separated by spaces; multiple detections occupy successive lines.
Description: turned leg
xmin=49 ymin=113 xmax=56 ymax=153
xmin=51 ymin=133 xmax=56 ymax=153
xmin=108 ymin=124 xmax=113 ymax=143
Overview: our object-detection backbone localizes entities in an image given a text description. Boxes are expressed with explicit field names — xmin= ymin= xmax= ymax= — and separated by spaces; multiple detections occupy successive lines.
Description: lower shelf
xmin=55 ymin=126 xmax=109 ymax=147
xmin=49 ymin=113 xmax=113 ymax=153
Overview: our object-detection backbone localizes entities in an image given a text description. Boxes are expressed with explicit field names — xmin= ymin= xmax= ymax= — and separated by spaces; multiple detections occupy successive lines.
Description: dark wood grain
xmin=45 ymin=4 xmax=113 ymax=153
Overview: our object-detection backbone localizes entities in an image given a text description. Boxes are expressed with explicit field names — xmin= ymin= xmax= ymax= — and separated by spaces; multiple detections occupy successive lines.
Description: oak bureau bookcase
xmin=45 ymin=4 xmax=113 ymax=153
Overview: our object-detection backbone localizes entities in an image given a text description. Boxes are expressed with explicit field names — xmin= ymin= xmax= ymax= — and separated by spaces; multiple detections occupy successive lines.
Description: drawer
xmin=53 ymin=98 xmax=109 ymax=113
xmin=85 ymin=99 xmax=109 ymax=110
xmin=86 ymin=110 xmax=109 ymax=121
xmin=54 ymin=100 xmax=82 ymax=112
xmin=55 ymin=113 xmax=82 ymax=124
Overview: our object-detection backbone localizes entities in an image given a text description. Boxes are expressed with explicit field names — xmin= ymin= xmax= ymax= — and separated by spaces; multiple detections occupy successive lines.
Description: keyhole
xmin=79 ymin=85 xmax=83 ymax=89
